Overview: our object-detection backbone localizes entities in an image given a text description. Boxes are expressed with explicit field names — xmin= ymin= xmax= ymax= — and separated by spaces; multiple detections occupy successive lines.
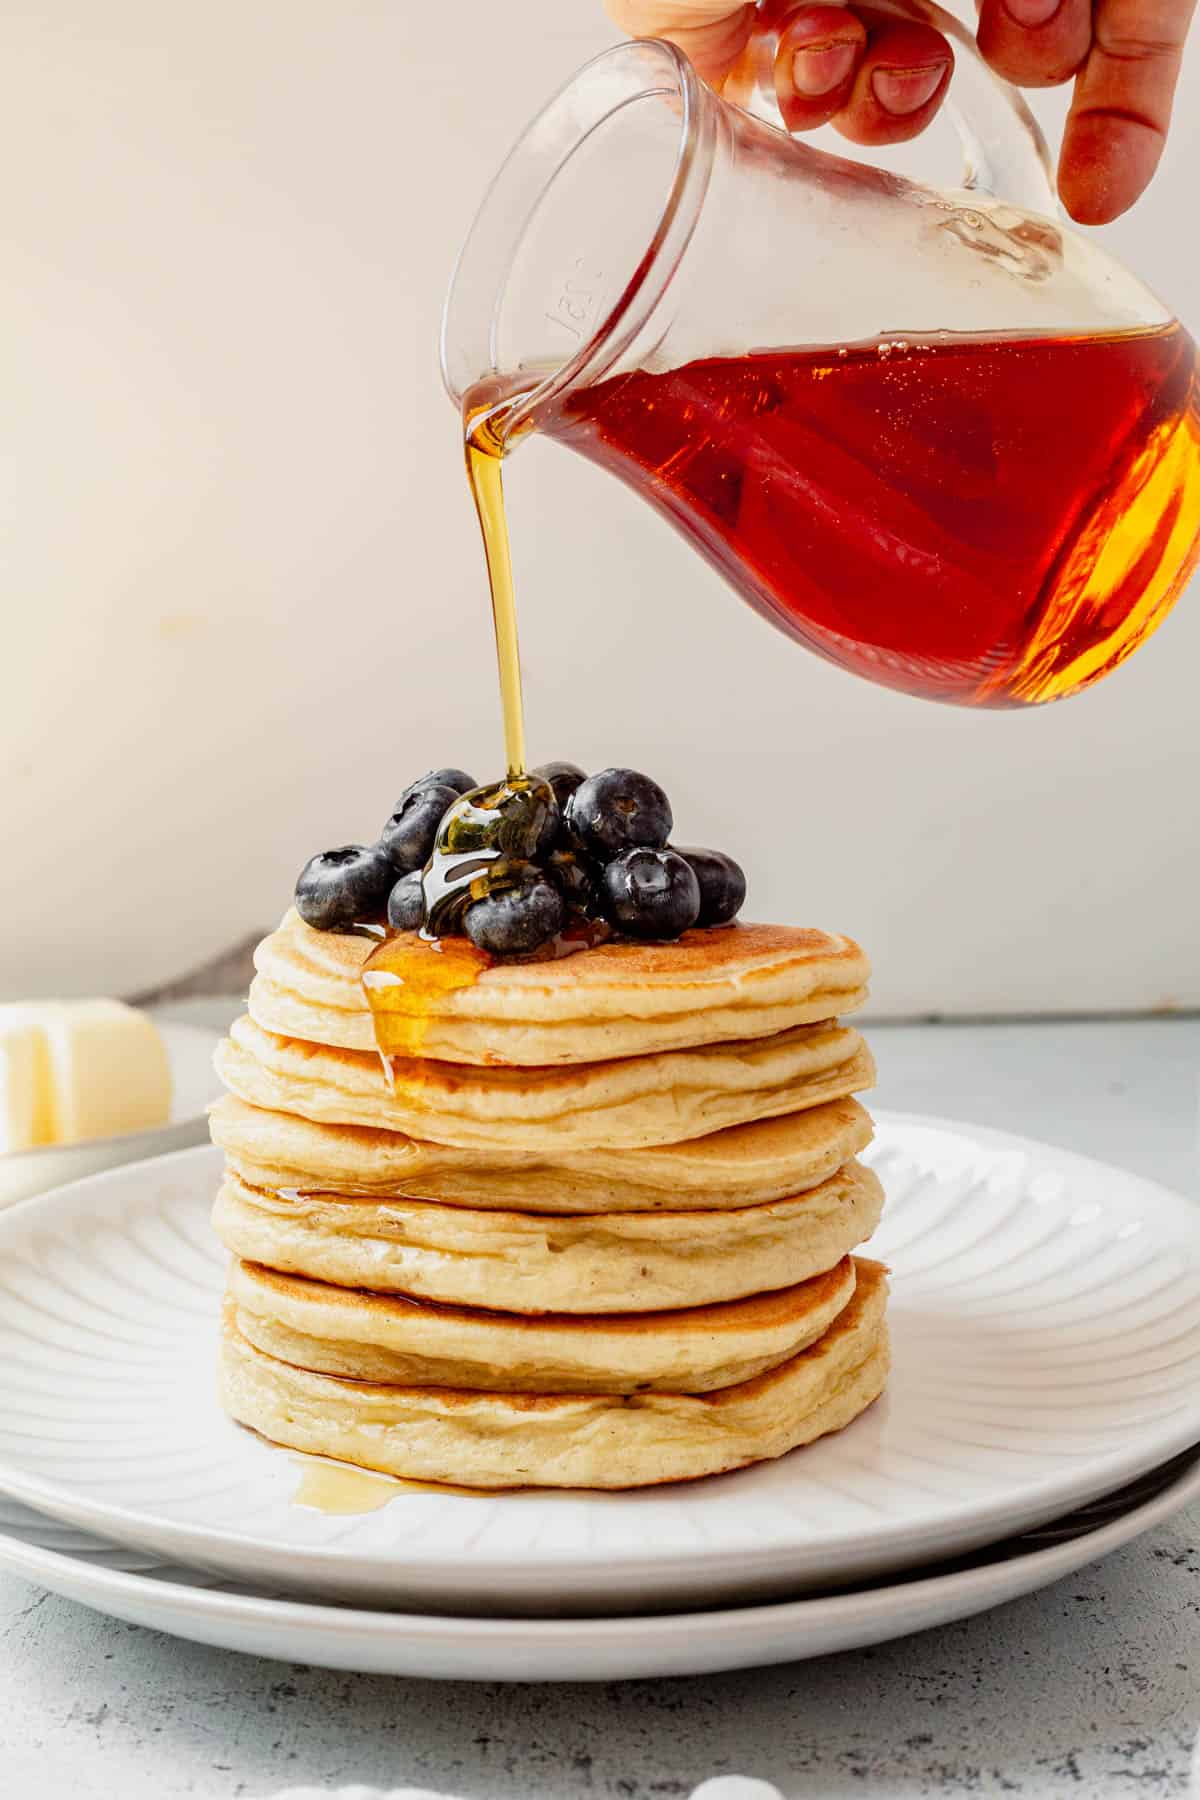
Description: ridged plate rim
xmin=0 ymin=1448 xmax=1197 ymax=1680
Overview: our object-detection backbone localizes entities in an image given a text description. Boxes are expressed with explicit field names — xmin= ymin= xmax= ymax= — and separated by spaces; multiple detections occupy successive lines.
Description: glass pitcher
xmin=441 ymin=11 xmax=1200 ymax=706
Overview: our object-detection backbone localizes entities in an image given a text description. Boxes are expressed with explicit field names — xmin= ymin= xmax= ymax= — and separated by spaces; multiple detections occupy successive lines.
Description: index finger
xmin=606 ymin=1 xmax=758 ymax=84
xmin=1058 ymin=0 xmax=1197 ymax=220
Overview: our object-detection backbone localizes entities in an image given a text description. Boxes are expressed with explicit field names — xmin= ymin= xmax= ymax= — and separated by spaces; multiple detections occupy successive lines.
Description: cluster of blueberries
xmin=295 ymin=763 xmax=746 ymax=957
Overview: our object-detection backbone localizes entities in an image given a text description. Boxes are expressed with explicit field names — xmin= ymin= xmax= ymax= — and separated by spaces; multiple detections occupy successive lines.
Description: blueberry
xmin=565 ymin=768 xmax=672 ymax=859
xmin=295 ymin=844 xmax=396 ymax=932
xmin=410 ymin=767 xmax=478 ymax=797
xmin=386 ymin=868 xmax=425 ymax=933
xmin=436 ymin=776 xmax=559 ymax=862
xmin=531 ymin=761 xmax=587 ymax=812
xmin=601 ymin=847 xmax=701 ymax=940
xmin=546 ymin=845 xmax=597 ymax=916
xmin=379 ymin=782 xmax=459 ymax=873
xmin=463 ymin=861 xmax=565 ymax=956
xmin=676 ymin=847 xmax=746 ymax=927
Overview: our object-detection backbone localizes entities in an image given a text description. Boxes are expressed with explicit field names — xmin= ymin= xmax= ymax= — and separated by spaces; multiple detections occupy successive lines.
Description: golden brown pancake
xmin=214 ymin=900 xmax=887 ymax=1492
xmin=219 ymin=1259 xmax=890 ymax=1489
xmin=215 ymin=1014 xmax=874 ymax=1152
xmin=250 ymin=909 xmax=870 ymax=1066
xmin=227 ymin=1255 xmax=858 ymax=1393
xmin=208 ymin=1092 xmax=874 ymax=1212
xmin=212 ymin=1159 xmax=884 ymax=1313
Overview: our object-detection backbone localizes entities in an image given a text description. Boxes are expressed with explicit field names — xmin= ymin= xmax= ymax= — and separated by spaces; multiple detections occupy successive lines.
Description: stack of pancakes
xmin=211 ymin=909 xmax=889 ymax=1489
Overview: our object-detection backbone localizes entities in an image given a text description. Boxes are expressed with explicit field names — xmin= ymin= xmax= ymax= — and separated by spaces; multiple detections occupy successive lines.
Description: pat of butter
xmin=0 ymin=1001 xmax=171 ymax=1153
xmin=0 ymin=1016 xmax=51 ymax=1153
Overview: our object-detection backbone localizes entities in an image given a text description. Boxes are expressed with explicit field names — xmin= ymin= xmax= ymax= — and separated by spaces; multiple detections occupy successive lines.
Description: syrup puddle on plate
xmin=290 ymin=1455 xmax=493 ymax=1514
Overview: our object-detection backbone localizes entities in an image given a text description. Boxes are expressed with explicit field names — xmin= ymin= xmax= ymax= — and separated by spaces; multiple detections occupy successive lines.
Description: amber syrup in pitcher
xmin=543 ymin=323 xmax=1200 ymax=705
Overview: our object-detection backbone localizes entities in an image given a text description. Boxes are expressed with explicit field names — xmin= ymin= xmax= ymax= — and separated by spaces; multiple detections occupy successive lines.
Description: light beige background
xmin=3 ymin=1 xmax=1197 ymax=1013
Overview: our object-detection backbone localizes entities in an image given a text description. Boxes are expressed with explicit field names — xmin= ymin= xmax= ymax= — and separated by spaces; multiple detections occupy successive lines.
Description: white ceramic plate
xmin=1 ymin=1447 xmax=1196 ymax=1681
xmin=1 ymin=1115 xmax=1200 ymax=1614
xmin=0 ymin=1020 xmax=223 ymax=1211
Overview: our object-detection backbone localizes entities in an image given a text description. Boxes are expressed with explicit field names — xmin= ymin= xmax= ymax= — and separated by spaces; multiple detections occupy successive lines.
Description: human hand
xmin=607 ymin=0 xmax=1197 ymax=221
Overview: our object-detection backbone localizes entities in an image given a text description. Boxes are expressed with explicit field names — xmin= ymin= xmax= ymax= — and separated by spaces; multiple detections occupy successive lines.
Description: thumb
xmin=606 ymin=2 xmax=759 ymax=85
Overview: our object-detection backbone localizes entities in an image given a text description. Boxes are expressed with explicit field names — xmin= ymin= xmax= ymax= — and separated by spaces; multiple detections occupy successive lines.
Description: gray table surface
xmin=2 ymin=1013 xmax=1199 ymax=1800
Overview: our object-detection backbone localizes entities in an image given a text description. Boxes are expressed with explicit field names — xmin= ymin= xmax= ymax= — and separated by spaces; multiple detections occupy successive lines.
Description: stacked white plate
xmin=1 ymin=1114 xmax=1199 ymax=1680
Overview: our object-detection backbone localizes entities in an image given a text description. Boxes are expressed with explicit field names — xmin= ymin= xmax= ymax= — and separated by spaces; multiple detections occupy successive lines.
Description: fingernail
xmin=791 ymin=40 xmax=859 ymax=97
xmin=871 ymin=60 xmax=949 ymax=116
xmin=1004 ymin=0 xmax=1062 ymax=23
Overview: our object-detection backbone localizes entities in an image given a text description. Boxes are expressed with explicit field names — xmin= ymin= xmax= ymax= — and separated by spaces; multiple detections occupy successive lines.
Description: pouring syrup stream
xmin=464 ymin=397 xmax=527 ymax=778
xmin=361 ymin=392 xmax=529 ymax=1049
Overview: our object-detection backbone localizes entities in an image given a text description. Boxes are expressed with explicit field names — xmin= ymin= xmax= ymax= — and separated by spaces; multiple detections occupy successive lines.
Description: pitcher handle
xmin=737 ymin=0 xmax=1060 ymax=218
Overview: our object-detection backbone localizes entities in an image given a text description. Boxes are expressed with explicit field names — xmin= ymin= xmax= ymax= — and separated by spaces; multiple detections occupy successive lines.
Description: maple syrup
xmin=292 ymin=1457 xmax=408 ymax=1514
xmin=358 ymin=395 xmax=546 ymax=1051
xmin=361 ymin=932 xmax=491 ymax=1059
xmin=360 ymin=769 xmax=565 ymax=1052
xmin=464 ymin=397 xmax=528 ymax=776
xmin=291 ymin=1455 xmax=490 ymax=1513
xmin=541 ymin=323 xmax=1200 ymax=705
